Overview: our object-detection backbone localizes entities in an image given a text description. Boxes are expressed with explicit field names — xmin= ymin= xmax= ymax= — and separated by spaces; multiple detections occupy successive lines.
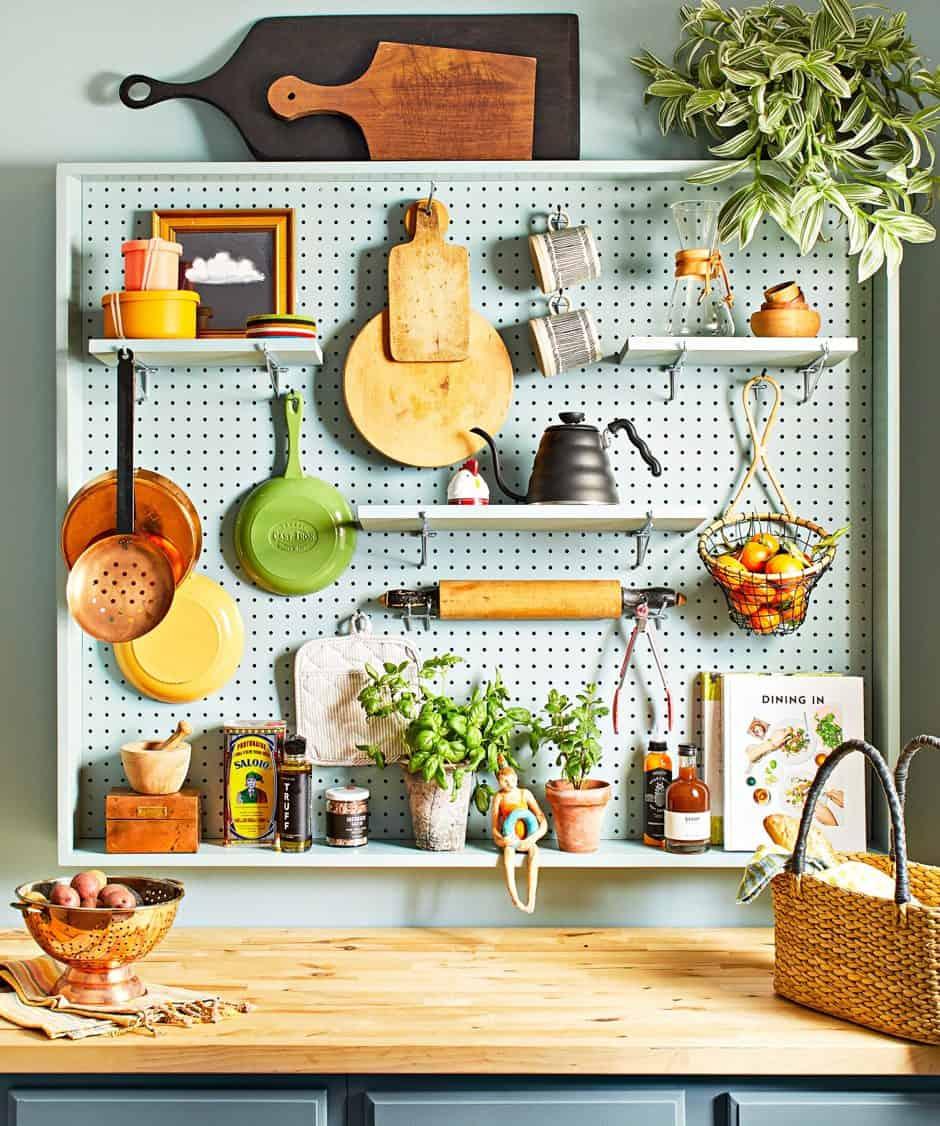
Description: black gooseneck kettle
xmin=471 ymin=413 xmax=661 ymax=505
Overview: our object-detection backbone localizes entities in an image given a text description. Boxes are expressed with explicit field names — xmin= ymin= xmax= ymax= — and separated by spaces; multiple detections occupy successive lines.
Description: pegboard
xmin=59 ymin=163 xmax=873 ymax=850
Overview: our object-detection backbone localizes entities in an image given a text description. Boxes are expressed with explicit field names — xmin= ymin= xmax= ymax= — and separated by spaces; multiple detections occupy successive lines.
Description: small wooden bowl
xmin=121 ymin=741 xmax=191 ymax=795
xmin=750 ymin=307 xmax=821 ymax=338
xmin=764 ymin=281 xmax=802 ymax=305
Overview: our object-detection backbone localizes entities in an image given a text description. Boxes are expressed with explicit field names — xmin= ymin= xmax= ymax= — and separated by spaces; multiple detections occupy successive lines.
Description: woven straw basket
xmin=772 ymin=736 xmax=940 ymax=1044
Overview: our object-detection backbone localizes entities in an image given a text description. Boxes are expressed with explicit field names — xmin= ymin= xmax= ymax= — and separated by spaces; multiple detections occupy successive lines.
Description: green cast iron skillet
xmin=235 ymin=391 xmax=356 ymax=595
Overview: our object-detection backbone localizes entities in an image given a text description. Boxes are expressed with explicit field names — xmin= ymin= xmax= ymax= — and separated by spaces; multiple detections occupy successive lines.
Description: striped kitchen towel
xmin=0 ymin=954 xmax=249 ymax=1039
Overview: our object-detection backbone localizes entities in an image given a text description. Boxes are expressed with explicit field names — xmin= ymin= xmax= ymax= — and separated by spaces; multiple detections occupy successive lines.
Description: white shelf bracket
xmin=797 ymin=340 xmax=831 ymax=405
xmin=260 ymin=344 xmax=290 ymax=397
xmin=664 ymin=341 xmax=687 ymax=404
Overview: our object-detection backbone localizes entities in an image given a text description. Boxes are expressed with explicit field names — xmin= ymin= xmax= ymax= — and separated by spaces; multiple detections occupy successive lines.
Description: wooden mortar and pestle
xmin=121 ymin=721 xmax=192 ymax=795
xmin=750 ymin=280 xmax=821 ymax=337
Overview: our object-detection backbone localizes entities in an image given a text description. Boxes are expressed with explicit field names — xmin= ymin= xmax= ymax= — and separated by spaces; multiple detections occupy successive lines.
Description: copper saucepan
xmin=65 ymin=351 xmax=177 ymax=643
xmin=61 ymin=468 xmax=202 ymax=585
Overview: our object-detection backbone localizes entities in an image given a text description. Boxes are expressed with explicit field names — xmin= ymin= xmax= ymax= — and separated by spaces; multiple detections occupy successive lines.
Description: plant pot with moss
xmin=532 ymin=683 xmax=611 ymax=853
xmin=357 ymin=655 xmax=531 ymax=852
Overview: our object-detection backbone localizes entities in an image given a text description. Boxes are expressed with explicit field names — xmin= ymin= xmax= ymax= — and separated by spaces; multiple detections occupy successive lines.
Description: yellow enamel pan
xmin=114 ymin=573 xmax=244 ymax=703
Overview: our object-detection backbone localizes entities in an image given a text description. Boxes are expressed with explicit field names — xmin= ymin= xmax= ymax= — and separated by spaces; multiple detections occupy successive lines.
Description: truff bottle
xmin=275 ymin=734 xmax=312 ymax=853
xmin=643 ymin=738 xmax=672 ymax=849
xmin=664 ymin=744 xmax=710 ymax=854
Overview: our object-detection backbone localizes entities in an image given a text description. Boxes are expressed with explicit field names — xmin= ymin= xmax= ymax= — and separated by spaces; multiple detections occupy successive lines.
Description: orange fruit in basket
xmin=748 ymin=608 xmax=782 ymax=635
xmin=730 ymin=593 xmax=763 ymax=617
xmin=715 ymin=552 xmax=746 ymax=576
xmin=739 ymin=539 xmax=773 ymax=572
xmin=765 ymin=552 xmax=805 ymax=591
xmin=751 ymin=532 xmax=780 ymax=554
xmin=780 ymin=591 xmax=808 ymax=624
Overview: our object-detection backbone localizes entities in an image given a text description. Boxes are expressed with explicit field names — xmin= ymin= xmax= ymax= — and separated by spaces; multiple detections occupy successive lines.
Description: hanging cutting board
xmin=388 ymin=200 xmax=470 ymax=362
xmin=118 ymin=14 xmax=579 ymax=161
xmin=344 ymin=309 xmax=512 ymax=468
xmin=267 ymin=43 xmax=536 ymax=160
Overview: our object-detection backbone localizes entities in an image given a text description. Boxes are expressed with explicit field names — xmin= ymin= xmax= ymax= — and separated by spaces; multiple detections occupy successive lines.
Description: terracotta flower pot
xmin=402 ymin=764 xmax=473 ymax=851
xmin=544 ymin=778 xmax=611 ymax=853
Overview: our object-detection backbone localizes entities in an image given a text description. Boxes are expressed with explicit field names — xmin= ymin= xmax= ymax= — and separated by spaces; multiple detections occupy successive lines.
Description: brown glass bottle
xmin=665 ymin=744 xmax=710 ymax=854
xmin=643 ymin=738 xmax=673 ymax=848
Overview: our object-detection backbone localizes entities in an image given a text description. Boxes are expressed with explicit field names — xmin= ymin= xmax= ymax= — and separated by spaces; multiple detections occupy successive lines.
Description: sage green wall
xmin=0 ymin=0 xmax=933 ymax=927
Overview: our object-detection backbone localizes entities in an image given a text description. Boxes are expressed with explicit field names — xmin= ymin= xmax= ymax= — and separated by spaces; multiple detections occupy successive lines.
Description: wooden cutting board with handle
xmin=388 ymin=200 xmax=470 ymax=362
xmin=268 ymin=42 xmax=536 ymax=159
xmin=118 ymin=15 xmax=579 ymax=161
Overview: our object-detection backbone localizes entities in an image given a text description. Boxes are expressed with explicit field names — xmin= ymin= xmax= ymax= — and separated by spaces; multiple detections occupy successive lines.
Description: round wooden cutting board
xmin=344 ymin=308 xmax=514 ymax=467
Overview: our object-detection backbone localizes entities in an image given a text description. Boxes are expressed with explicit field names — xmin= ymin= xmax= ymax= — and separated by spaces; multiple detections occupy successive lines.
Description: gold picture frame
xmin=152 ymin=209 xmax=294 ymax=338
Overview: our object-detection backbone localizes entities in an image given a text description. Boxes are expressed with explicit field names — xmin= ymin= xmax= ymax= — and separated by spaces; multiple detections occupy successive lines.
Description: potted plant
xmin=633 ymin=0 xmax=939 ymax=280
xmin=358 ymin=655 xmax=531 ymax=851
xmin=531 ymin=683 xmax=611 ymax=853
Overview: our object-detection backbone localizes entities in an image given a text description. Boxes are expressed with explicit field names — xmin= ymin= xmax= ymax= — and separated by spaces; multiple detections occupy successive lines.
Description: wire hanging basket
xmin=698 ymin=374 xmax=841 ymax=636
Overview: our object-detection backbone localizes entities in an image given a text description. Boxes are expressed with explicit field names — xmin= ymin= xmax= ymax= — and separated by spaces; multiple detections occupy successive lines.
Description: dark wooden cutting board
xmin=119 ymin=14 xmax=579 ymax=161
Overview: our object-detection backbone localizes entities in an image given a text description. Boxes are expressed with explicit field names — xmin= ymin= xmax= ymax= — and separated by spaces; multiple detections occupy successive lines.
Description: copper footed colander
xmin=11 ymin=876 xmax=184 ymax=1005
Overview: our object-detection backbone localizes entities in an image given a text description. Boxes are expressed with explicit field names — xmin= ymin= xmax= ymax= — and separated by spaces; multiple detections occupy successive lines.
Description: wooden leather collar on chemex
xmin=674 ymin=248 xmax=734 ymax=307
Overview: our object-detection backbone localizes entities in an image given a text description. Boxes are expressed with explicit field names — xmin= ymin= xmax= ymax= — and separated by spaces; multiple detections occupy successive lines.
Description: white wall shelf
xmin=618 ymin=336 xmax=858 ymax=404
xmin=356 ymin=505 xmax=707 ymax=568
xmin=88 ymin=338 xmax=323 ymax=396
xmin=68 ymin=838 xmax=751 ymax=870
xmin=88 ymin=338 xmax=324 ymax=367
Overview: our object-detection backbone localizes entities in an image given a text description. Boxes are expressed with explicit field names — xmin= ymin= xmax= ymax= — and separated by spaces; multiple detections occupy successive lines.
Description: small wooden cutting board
xmin=268 ymin=41 xmax=537 ymax=159
xmin=388 ymin=200 xmax=470 ymax=363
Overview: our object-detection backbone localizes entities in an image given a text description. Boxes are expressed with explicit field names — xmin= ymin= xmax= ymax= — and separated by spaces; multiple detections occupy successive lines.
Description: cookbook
xmin=720 ymin=673 xmax=866 ymax=852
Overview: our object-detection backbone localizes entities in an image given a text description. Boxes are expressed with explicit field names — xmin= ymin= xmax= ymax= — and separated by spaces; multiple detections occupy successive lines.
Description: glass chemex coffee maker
xmin=666 ymin=200 xmax=734 ymax=336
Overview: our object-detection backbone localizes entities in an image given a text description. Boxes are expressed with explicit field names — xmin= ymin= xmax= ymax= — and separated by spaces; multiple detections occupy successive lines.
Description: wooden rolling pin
xmin=382 ymin=580 xmax=626 ymax=620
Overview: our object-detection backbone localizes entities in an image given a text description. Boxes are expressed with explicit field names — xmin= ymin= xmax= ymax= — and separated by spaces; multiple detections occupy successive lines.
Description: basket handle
xmin=724 ymin=374 xmax=796 ymax=524
xmin=788 ymin=738 xmax=911 ymax=907
xmin=895 ymin=734 xmax=940 ymax=812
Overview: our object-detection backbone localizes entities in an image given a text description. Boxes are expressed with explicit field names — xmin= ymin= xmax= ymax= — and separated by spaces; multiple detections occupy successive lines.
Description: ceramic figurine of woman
xmin=490 ymin=759 xmax=548 ymax=914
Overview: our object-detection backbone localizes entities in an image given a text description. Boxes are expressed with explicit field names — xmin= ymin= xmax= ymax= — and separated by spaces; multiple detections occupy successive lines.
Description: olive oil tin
xmin=223 ymin=722 xmax=286 ymax=845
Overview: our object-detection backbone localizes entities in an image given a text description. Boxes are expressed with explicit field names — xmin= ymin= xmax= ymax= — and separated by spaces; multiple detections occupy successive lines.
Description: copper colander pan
xmin=11 ymin=876 xmax=185 ymax=1004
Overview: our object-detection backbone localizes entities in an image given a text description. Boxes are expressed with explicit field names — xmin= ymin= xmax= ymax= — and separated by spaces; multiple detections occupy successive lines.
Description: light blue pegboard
xmin=69 ymin=166 xmax=870 ymax=844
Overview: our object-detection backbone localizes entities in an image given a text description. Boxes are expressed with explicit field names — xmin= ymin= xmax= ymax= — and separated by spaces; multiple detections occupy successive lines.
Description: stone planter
xmin=544 ymin=778 xmax=611 ymax=852
xmin=402 ymin=764 xmax=473 ymax=851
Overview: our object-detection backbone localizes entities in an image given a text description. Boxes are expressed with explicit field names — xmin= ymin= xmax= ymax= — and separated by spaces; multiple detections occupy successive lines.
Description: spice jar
xmin=325 ymin=785 xmax=369 ymax=847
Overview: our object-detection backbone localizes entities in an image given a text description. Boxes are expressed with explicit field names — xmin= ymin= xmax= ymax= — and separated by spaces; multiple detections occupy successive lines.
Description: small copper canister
xmin=325 ymin=785 xmax=370 ymax=847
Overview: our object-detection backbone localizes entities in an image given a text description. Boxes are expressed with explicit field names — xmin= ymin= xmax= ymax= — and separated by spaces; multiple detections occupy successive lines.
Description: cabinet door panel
xmin=727 ymin=1091 xmax=940 ymax=1126
xmin=10 ymin=1091 xmax=328 ymax=1126
xmin=366 ymin=1090 xmax=684 ymax=1126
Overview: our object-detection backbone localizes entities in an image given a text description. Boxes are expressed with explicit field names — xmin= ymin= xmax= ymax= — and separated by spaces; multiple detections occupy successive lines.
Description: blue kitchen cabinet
xmin=363 ymin=1089 xmax=685 ymax=1126
xmin=9 ymin=1091 xmax=329 ymax=1126
xmin=726 ymin=1090 xmax=940 ymax=1125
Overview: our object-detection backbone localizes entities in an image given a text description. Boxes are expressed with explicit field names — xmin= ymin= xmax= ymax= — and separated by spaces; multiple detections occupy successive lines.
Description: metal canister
xmin=325 ymin=785 xmax=370 ymax=847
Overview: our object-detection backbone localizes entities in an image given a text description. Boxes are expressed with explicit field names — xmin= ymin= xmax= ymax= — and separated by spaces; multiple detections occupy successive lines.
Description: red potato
xmin=71 ymin=870 xmax=107 ymax=900
xmin=49 ymin=883 xmax=80 ymax=907
xmin=79 ymin=896 xmax=99 ymax=908
xmin=96 ymin=883 xmax=137 ymax=910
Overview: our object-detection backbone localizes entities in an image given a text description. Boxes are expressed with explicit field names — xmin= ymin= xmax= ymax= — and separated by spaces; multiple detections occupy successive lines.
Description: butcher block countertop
xmin=1 ymin=927 xmax=939 ymax=1075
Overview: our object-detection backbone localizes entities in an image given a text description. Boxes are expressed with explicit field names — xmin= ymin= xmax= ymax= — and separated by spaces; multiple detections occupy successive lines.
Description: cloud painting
xmin=185 ymin=251 xmax=266 ymax=286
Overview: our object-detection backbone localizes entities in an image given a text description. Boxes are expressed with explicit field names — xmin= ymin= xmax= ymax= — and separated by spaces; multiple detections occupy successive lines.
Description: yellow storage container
xmin=102 ymin=290 xmax=200 ymax=339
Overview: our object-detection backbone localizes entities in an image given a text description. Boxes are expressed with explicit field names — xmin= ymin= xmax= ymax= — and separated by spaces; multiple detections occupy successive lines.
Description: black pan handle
xmin=119 ymin=73 xmax=213 ymax=110
xmin=116 ymin=349 xmax=135 ymax=535
xmin=607 ymin=419 xmax=662 ymax=477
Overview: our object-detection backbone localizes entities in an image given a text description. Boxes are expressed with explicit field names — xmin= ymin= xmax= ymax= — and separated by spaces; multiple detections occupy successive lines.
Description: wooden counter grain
xmin=0 ymin=927 xmax=938 ymax=1075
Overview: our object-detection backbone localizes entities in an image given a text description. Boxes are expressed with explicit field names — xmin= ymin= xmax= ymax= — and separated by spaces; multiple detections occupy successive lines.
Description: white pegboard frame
xmin=55 ymin=161 xmax=900 ymax=864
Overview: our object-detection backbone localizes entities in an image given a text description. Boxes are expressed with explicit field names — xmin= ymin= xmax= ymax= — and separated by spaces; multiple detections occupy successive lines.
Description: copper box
xmin=105 ymin=787 xmax=201 ymax=853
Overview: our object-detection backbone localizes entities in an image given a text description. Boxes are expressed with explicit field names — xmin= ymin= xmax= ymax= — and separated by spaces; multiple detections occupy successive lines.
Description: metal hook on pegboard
xmin=259 ymin=343 xmax=291 ymax=397
xmin=664 ymin=340 xmax=687 ymax=403
xmin=797 ymin=340 xmax=831 ymax=405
